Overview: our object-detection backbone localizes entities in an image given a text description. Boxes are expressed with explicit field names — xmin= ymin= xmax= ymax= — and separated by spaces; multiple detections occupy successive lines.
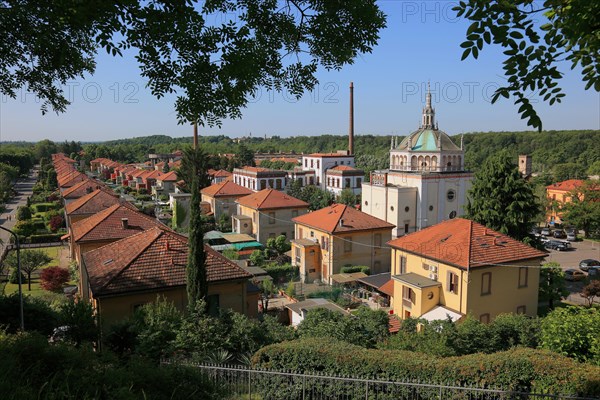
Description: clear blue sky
xmin=0 ymin=1 xmax=598 ymax=142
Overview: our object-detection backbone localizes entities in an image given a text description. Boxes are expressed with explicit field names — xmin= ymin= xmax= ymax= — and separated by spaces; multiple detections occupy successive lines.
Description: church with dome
xmin=362 ymin=85 xmax=473 ymax=237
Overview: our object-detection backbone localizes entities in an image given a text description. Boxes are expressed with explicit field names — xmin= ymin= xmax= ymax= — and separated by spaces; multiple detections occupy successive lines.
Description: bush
xmin=0 ymin=293 xmax=58 ymax=335
xmin=0 ymin=332 xmax=222 ymax=399
xmin=285 ymin=281 xmax=296 ymax=297
xmin=8 ymin=268 xmax=26 ymax=284
xmin=12 ymin=220 xmax=36 ymax=237
xmin=341 ymin=265 xmax=370 ymax=275
xmin=29 ymin=233 xmax=64 ymax=243
xmin=252 ymin=337 xmax=600 ymax=397
xmin=15 ymin=206 xmax=31 ymax=221
xmin=135 ymin=194 xmax=152 ymax=202
xmin=264 ymin=263 xmax=298 ymax=283
xmin=40 ymin=267 xmax=70 ymax=292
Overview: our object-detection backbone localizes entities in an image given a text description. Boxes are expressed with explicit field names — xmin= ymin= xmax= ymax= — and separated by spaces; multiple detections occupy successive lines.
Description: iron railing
xmin=162 ymin=361 xmax=597 ymax=400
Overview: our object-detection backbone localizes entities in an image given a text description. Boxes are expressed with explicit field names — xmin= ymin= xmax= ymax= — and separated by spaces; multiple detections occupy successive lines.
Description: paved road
xmin=544 ymin=239 xmax=600 ymax=305
xmin=0 ymin=170 xmax=37 ymax=247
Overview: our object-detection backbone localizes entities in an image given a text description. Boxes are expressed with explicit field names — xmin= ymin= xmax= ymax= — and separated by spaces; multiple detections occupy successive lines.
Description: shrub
xmin=48 ymin=214 xmax=64 ymax=232
xmin=31 ymin=202 xmax=59 ymax=213
xmin=15 ymin=206 xmax=31 ymax=221
xmin=264 ymin=263 xmax=298 ymax=283
xmin=341 ymin=265 xmax=370 ymax=275
xmin=40 ymin=267 xmax=70 ymax=292
xmin=12 ymin=220 xmax=36 ymax=237
xmin=0 ymin=293 xmax=58 ymax=335
xmin=252 ymin=337 xmax=600 ymax=397
xmin=8 ymin=268 xmax=26 ymax=284
xmin=285 ymin=281 xmax=296 ymax=297
xmin=138 ymin=187 xmax=148 ymax=195
xmin=0 ymin=332 xmax=222 ymax=399
xmin=29 ymin=233 xmax=64 ymax=243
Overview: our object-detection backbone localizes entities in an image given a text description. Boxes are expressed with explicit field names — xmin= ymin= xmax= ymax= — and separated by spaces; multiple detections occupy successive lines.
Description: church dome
xmin=398 ymin=128 xmax=460 ymax=152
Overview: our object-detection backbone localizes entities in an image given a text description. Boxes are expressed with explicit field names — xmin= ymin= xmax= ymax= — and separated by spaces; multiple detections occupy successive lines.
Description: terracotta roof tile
xmin=213 ymin=169 xmax=232 ymax=177
xmin=83 ymin=227 xmax=252 ymax=296
xmin=236 ymin=189 xmax=308 ymax=210
xmin=328 ymin=165 xmax=357 ymax=171
xmin=546 ymin=179 xmax=585 ymax=192
xmin=58 ymin=172 xmax=88 ymax=188
xmin=201 ymin=180 xmax=253 ymax=197
xmin=158 ymin=170 xmax=179 ymax=182
xmin=61 ymin=179 xmax=105 ymax=199
xmin=292 ymin=204 xmax=395 ymax=233
xmin=387 ymin=218 xmax=547 ymax=269
xmin=71 ymin=203 xmax=164 ymax=243
xmin=307 ymin=153 xmax=351 ymax=157
xmin=65 ymin=187 xmax=120 ymax=216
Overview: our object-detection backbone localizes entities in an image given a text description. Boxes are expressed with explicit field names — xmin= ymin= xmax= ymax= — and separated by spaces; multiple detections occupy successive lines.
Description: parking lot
xmin=544 ymin=239 xmax=600 ymax=305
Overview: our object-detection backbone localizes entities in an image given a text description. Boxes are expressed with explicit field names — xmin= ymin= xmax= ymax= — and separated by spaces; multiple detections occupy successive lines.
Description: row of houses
xmin=52 ymin=153 xmax=259 ymax=329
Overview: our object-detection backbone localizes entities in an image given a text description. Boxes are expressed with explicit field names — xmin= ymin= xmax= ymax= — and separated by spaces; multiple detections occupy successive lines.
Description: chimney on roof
xmin=339 ymin=219 xmax=344 ymax=227
xmin=349 ymin=82 xmax=354 ymax=155
xmin=121 ymin=218 xmax=129 ymax=229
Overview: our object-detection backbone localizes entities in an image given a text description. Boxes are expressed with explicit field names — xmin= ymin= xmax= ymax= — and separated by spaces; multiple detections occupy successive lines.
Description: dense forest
xmin=1 ymin=130 xmax=598 ymax=178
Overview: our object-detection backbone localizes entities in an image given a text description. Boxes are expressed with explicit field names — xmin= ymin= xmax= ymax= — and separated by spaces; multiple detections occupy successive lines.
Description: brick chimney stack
xmin=349 ymin=82 xmax=354 ymax=155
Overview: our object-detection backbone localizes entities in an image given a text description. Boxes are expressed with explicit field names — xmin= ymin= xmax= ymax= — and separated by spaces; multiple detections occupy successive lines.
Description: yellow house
xmin=81 ymin=226 xmax=255 ymax=328
xmin=291 ymin=203 xmax=394 ymax=283
xmin=201 ymin=180 xmax=253 ymax=221
xmin=388 ymin=218 xmax=547 ymax=322
xmin=233 ymin=189 xmax=309 ymax=244
xmin=545 ymin=179 xmax=585 ymax=225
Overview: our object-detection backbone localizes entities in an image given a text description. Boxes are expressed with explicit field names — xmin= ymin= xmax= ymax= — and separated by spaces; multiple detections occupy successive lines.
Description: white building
xmin=325 ymin=165 xmax=363 ymax=196
xmin=232 ymin=166 xmax=288 ymax=192
xmin=361 ymin=85 xmax=473 ymax=238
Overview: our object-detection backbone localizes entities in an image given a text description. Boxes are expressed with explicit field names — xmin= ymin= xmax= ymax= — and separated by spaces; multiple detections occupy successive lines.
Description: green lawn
xmin=2 ymin=246 xmax=75 ymax=299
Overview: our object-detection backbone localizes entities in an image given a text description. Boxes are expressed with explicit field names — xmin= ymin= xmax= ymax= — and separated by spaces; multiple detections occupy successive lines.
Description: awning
xmin=60 ymin=233 xmax=70 ymax=241
xmin=330 ymin=272 xmax=368 ymax=284
xmin=420 ymin=306 xmax=463 ymax=323
xmin=231 ymin=241 xmax=263 ymax=250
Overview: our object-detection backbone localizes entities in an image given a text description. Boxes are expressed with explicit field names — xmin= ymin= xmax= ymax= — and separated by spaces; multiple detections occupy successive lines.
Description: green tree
xmin=236 ymin=144 xmax=255 ymax=167
xmin=286 ymin=179 xmax=303 ymax=200
xmin=551 ymin=163 xmax=587 ymax=182
xmin=465 ymin=151 xmax=540 ymax=240
xmin=588 ymin=160 xmax=600 ymax=176
xmin=540 ymin=306 xmax=600 ymax=364
xmin=45 ymin=168 xmax=57 ymax=190
xmin=15 ymin=206 xmax=31 ymax=221
xmin=337 ymin=188 xmax=358 ymax=207
xmin=57 ymin=299 xmax=98 ymax=347
xmin=580 ymin=280 xmax=600 ymax=308
xmin=300 ymin=185 xmax=335 ymax=211
xmin=175 ymin=146 xmax=211 ymax=192
xmin=1 ymin=1 xmax=385 ymax=125
xmin=560 ymin=180 xmax=600 ymax=238
xmin=539 ymin=262 xmax=569 ymax=311
xmin=267 ymin=235 xmax=290 ymax=256
xmin=455 ymin=1 xmax=600 ymax=131
xmin=258 ymin=279 xmax=276 ymax=313
xmin=249 ymin=250 xmax=266 ymax=266
xmin=186 ymin=168 xmax=208 ymax=305
xmin=4 ymin=249 xmax=51 ymax=291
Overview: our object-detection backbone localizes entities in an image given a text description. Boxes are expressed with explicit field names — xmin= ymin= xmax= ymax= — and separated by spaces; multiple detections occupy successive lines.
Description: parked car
xmin=579 ymin=259 xmax=600 ymax=272
xmin=566 ymin=232 xmax=577 ymax=241
xmin=564 ymin=268 xmax=586 ymax=281
xmin=530 ymin=227 xmax=542 ymax=236
xmin=544 ymin=240 xmax=570 ymax=251
xmin=553 ymin=229 xmax=566 ymax=239
xmin=541 ymin=227 xmax=551 ymax=236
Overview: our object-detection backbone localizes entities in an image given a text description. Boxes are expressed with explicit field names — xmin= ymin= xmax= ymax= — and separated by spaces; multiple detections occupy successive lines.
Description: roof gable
xmin=65 ymin=188 xmax=120 ymax=216
xmin=236 ymin=189 xmax=308 ymax=210
xmin=387 ymin=218 xmax=546 ymax=269
xmin=201 ymin=180 xmax=253 ymax=197
xmin=292 ymin=203 xmax=394 ymax=233
xmin=83 ymin=227 xmax=252 ymax=296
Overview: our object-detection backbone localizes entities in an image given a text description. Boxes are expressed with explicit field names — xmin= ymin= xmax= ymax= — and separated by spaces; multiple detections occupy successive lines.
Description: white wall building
xmin=362 ymin=85 xmax=473 ymax=238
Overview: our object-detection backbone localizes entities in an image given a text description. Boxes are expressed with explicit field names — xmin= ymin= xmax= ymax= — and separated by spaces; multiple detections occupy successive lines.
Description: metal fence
xmin=163 ymin=362 xmax=597 ymax=400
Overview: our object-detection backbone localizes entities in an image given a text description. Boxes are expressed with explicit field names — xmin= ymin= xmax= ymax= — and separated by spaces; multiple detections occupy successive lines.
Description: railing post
xmin=248 ymin=368 xmax=251 ymax=399
xmin=365 ymin=380 xmax=368 ymax=399
xmin=302 ymin=374 xmax=306 ymax=400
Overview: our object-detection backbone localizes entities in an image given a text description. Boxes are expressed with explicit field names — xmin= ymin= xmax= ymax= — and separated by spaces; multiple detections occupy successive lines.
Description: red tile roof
xmin=236 ymin=189 xmax=308 ymax=210
xmin=387 ymin=218 xmax=546 ymax=270
xmin=292 ymin=203 xmax=395 ymax=233
xmin=65 ymin=187 xmax=120 ymax=216
xmin=328 ymin=165 xmax=357 ymax=171
xmin=83 ymin=227 xmax=252 ymax=296
xmin=213 ymin=169 xmax=232 ymax=177
xmin=379 ymin=279 xmax=394 ymax=297
xmin=201 ymin=180 xmax=253 ymax=197
xmin=546 ymin=179 xmax=585 ymax=192
xmin=158 ymin=170 xmax=179 ymax=182
xmin=62 ymin=179 xmax=105 ymax=199
xmin=58 ymin=172 xmax=88 ymax=188
xmin=71 ymin=203 xmax=164 ymax=243
xmin=388 ymin=314 xmax=401 ymax=334
xmin=307 ymin=153 xmax=352 ymax=158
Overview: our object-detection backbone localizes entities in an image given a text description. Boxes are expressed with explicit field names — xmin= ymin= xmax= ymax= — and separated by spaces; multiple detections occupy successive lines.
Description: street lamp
xmin=0 ymin=225 xmax=24 ymax=331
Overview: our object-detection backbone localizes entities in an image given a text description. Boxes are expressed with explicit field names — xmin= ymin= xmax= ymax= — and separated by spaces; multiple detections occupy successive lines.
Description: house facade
xmin=546 ymin=179 xmax=585 ymax=225
xmin=233 ymin=166 xmax=288 ymax=192
xmin=291 ymin=204 xmax=394 ymax=284
xmin=325 ymin=165 xmax=363 ymax=196
xmin=233 ymin=189 xmax=309 ymax=244
xmin=301 ymin=152 xmax=356 ymax=190
xmin=81 ymin=227 xmax=255 ymax=327
xmin=201 ymin=180 xmax=253 ymax=221
xmin=388 ymin=218 xmax=546 ymax=322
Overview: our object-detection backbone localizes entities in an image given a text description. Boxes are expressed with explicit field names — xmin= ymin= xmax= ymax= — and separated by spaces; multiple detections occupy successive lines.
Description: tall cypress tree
xmin=465 ymin=150 xmax=540 ymax=241
xmin=185 ymin=147 xmax=209 ymax=306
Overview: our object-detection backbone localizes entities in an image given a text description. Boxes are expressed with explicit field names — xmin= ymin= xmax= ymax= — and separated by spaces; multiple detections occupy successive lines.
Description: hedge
xmin=263 ymin=263 xmax=298 ymax=283
xmin=251 ymin=338 xmax=600 ymax=398
xmin=30 ymin=202 xmax=59 ymax=213
xmin=341 ymin=265 xmax=370 ymax=275
xmin=30 ymin=233 xmax=64 ymax=243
